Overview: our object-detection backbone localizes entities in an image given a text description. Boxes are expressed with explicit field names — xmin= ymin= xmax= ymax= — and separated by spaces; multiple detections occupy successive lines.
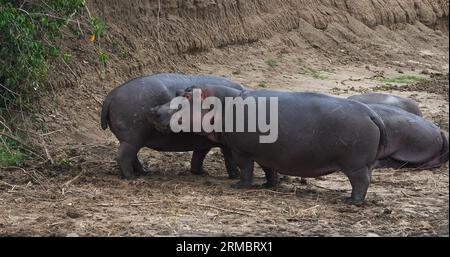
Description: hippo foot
xmin=261 ymin=182 xmax=279 ymax=189
xmin=345 ymin=197 xmax=365 ymax=207
xmin=190 ymin=168 xmax=209 ymax=176
xmin=132 ymin=169 xmax=146 ymax=177
xmin=120 ymin=173 xmax=137 ymax=180
xmin=231 ymin=182 xmax=253 ymax=189
xmin=227 ymin=171 xmax=240 ymax=180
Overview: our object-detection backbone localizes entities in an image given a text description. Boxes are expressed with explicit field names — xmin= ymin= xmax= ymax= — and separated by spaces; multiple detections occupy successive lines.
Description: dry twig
xmin=195 ymin=203 xmax=255 ymax=216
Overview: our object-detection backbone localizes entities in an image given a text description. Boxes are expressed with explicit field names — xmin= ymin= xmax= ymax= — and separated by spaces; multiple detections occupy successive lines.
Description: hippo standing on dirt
xmin=348 ymin=93 xmax=423 ymax=116
xmin=101 ymin=73 xmax=244 ymax=179
xmin=365 ymin=104 xmax=449 ymax=169
xmin=150 ymin=85 xmax=388 ymax=205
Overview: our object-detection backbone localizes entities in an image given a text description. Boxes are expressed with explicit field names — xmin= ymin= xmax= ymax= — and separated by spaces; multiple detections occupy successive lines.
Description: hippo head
xmin=149 ymin=85 xmax=242 ymax=139
xmin=148 ymin=100 xmax=176 ymax=132
xmin=149 ymin=86 xmax=214 ymax=134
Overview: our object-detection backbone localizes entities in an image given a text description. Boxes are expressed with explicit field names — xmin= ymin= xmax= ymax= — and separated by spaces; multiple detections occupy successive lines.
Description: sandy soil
xmin=0 ymin=43 xmax=448 ymax=236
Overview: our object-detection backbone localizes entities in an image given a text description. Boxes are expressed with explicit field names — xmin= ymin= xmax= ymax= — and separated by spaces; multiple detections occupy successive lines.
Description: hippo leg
xmin=345 ymin=167 xmax=371 ymax=206
xmin=220 ymin=147 xmax=240 ymax=179
xmin=231 ymin=152 xmax=254 ymax=189
xmin=133 ymin=157 xmax=145 ymax=176
xmin=117 ymin=142 xmax=141 ymax=179
xmin=190 ymin=149 xmax=210 ymax=175
xmin=261 ymin=166 xmax=279 ymax=188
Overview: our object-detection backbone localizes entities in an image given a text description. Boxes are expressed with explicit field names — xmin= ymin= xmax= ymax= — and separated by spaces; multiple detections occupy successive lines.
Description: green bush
xmin=0 ymin=0 xmax=86 ymax=109
xmin=0 ymin=0 xmax=87 ymax=166
xmin=89 ymin=16 xmax=104 ymax=39
xmin=0 ymin=137 xmax=23 ymax=167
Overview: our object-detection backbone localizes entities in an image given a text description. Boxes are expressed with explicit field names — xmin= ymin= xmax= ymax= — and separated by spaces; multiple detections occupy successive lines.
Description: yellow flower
xmin=90 ymin=34 xmax=96 ymax=43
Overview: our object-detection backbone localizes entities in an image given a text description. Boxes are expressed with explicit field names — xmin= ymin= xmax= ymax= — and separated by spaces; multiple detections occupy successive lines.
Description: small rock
xmin=66 ymin=210 xmax=81 ymax=219
xmin=383 ymin=208 xmax=392 ymax=215
xmin=366 ymin=232 xmax=380 ymax=237
xmin=396 ymin=68 xmax=404 ymax=74
xmin=66 ymin=233 xmax=79 ymax=237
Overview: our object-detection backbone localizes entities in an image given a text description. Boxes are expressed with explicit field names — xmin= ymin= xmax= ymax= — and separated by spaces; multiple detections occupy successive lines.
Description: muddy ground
xmin=0 ymin=0 xmax=449 ymax=237
xmin=0 ymin=53 xmax=448 ymax=236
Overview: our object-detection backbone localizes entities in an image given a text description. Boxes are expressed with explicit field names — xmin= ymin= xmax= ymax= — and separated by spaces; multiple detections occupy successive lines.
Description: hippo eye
xmin=184 ymin=93 xmax=193 ymax=101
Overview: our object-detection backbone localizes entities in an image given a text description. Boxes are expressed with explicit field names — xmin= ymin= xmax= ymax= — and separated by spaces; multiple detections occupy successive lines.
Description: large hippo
xmin=348 ymin=93 xmax=422 ymax=116
xmin=101 ymin=73 xmax=244 ymax=179
xmin=367 ymin=104 xmax=448 ymax=169
xmin=150 ymin=85 xmax=387 ymax=205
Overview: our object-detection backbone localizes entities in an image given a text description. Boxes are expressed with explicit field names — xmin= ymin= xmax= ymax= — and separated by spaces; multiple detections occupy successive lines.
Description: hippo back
xmin=348 ymin=93 xmax=422 ymax=117
xmin=101 ymin=73 xmax=245 ymax=130
xmin=367 ymin=103 xmax=443 ymax=163
xmin=146 ymin=73 xmax=244 ymax=92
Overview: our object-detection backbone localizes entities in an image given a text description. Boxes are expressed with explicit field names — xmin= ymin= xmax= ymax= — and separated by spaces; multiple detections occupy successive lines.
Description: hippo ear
xmin=180 ymin=86 xmax=197 ymax=99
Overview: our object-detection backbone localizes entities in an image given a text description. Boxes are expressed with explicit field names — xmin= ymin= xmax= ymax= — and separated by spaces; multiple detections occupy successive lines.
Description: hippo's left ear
xmin=185 ymin=86 xmax=200 ymax=93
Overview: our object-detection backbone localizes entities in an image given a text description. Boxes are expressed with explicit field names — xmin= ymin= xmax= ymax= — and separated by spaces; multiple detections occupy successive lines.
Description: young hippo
xmin=101 ymin=73 xmax=244 ymax=179
xmin=150 ymin=85 xmax=387 ymax=205
xmin=367 ymin=104 xmax=448 ymax=169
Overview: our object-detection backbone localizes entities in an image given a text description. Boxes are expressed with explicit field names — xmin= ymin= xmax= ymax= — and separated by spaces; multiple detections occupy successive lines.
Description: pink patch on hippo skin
xmin=207 ymin=133 xmax=220 ymax=143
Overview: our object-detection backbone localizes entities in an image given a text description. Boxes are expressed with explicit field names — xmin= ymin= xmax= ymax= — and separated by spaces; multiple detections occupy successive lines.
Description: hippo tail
xmin=368 ymin=111 xmax=388 ymax=159
xmin=100 ymin=94 xmax=112 ymax=130
xmin=439 ymin=130 xmax=449 ymax=165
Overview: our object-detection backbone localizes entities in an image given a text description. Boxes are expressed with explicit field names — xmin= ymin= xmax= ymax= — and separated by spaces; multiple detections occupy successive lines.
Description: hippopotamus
xmin=348 ymin=93 xmax=422 ymax=116
xmin=101 ymin=73 xmax=244 ymax=179
xmin=150 ymin=85 xmax=387 ymax=205
xmin=366 ymin=104 xmax=448 ymax=169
